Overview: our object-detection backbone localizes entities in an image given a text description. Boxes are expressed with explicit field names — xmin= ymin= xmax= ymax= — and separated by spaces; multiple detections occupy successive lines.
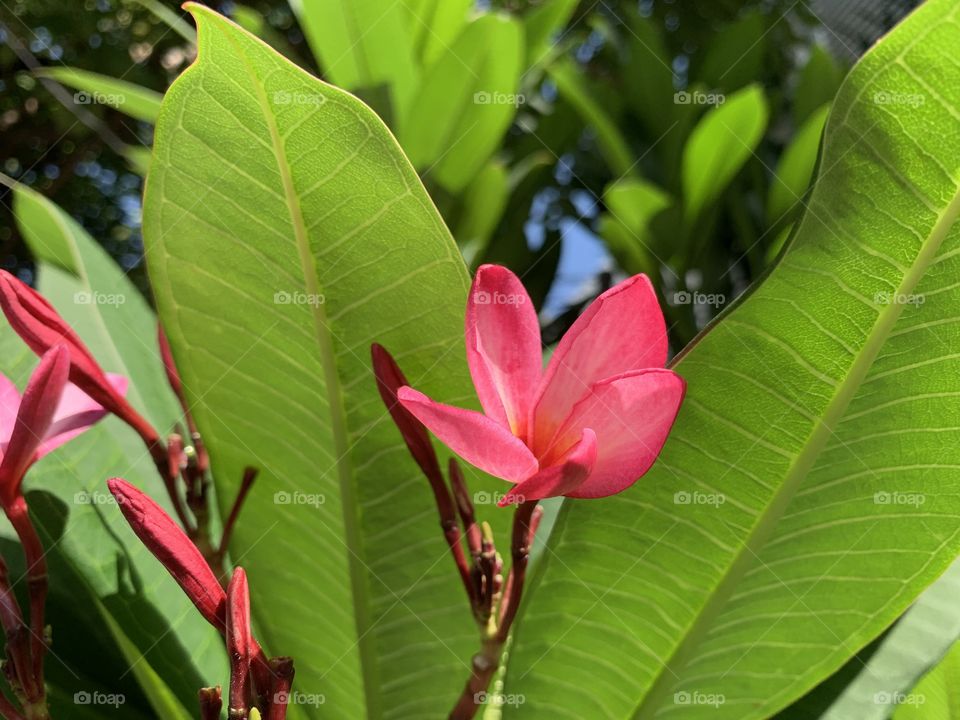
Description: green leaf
xmin=142 ymin=6 xmax=513 ymax=717
xmin=893 ymin=641 xmax=960 ymax=719
xmin=455 ymin=159 xmax=510 ymax=265
xmin=622 ymin=13 xmax=677 ymax=138
xmin=682 ymin=83 xmax=768 ymax=226
xmin=548 ymin=58 xmax=634 ymax=177
xmin=506 ymin=1 xmax=960 ymax=717
xmin=7 ymin=183 xmax=225 ymax=716
xmin=289 ymin=0 xmax=418 ymax=117
xmin=130 ymin=0 xmax=197 ymax=43
xmin=400 ymin=13 xmax=524 ymax=192
xmin=34 ymin=67 xmax=163 ymax=123
xmin=783 ymin=559 xmax=960 ymax=719
xmin=767 ymin=103 xmax=830 ymax=225
xmin=523 ymin=0 xmax=579 ymax=68
xmin=795 ymin=44 xmax=844 ymax=125
xmin=599 ymin=177 xmax=673 ymax=276
xmin=694 ymin=11 xmax=766 ymax=93
xmin=402 ymin=0 xmax=472 ymax=67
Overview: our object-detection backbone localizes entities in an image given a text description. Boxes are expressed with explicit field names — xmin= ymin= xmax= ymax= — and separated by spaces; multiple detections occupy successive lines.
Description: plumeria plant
xmin=1 ymin=2 xmax=960 ymax=720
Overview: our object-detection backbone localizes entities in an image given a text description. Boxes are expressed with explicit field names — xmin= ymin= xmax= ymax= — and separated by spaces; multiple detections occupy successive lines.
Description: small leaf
xmin=34 ymin=67 xmax=163 ymax=123
xmin=682 ymin=83 xmax=768 ymax=226
xmin=400 ymin=13 xmax=524 ymax=192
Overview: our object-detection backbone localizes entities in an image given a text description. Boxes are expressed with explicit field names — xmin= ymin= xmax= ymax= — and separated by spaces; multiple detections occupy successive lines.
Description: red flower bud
xmin=107 ymin=478 xmax=225 ymax=628
xmin=371 ymin=343 xmax=442 ymax=483
xmin=0 ymin=345 xmax=69 ymax=507
xmin=0 ymin=271 xmax=160 ymax=448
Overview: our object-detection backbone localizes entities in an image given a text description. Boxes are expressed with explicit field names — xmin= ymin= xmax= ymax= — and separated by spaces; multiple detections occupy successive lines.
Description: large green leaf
xmin=142 ymin=6 xmax=512 ymax=718
xmin=399 ymin=13 xmax=524 ymax=192
xmin=289 ymin=0 xmax=418 ymax=117
xmin=682 ymin=83 xmax=768 ymax=226
xmin=5 ymin=184 xmax=225 ymax=716
xmin=506 ymin=1 xmax=960 ymax=717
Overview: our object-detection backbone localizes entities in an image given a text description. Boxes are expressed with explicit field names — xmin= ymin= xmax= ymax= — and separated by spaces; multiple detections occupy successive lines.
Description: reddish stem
xmin=217 ymin=467 xmax=258 ymax=564
xmin=5 ymin=498 xmax=47 ymax=698
xmin=447 ymin=501 xmax=539 ymax=720
xmin=266 ymin=657 xmax=295 ymax=720
xmin=0 ymin=556 xmax=33 ymax=707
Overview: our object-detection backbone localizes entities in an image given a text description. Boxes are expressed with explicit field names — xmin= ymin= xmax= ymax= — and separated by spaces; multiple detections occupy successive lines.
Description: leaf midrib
xmin=633 ymin=157 xmax=960 ymax=716
xmin=218 ymin=15 xmax=378 ymax=719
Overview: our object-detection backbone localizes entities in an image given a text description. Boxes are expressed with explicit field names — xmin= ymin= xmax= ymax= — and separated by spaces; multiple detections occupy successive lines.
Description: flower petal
xmin=550 ymin=369 xmax=685 ymax=499
xmin=397 ymin=387 xmax=538 ymax=482
xmin=532 ymin=275 xmax=668 ymax=452
xmin=499 ymin=429 xmax=597 ymax=505
xmin=36 ymin=374 xmax=128 ymax=459
xmin=0 ymin=271 xmax=159 ymax=446
xmin=466 ymin=265 xmax=541 ymax=439
xmin=0 ymin=374 xmax=22 ymax=450
xmin=0 ymin=346 xmax=70 ymax=505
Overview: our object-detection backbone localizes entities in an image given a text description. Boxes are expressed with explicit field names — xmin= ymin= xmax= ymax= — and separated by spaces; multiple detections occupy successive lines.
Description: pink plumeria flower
xmin=398 ymin=265 xmax=686 ymax=506
xmin=0 ymin=351 xmax=127 ymax=507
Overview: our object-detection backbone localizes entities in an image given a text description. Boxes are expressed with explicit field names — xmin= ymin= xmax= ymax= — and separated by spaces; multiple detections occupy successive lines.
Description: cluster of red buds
xmin=0 ymin=270 xmax=290 ymax=718
xmin=108 ymin=479 xmax=294 ymax=719
xmin=372 ymin=344 xmax=543 ymax=720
